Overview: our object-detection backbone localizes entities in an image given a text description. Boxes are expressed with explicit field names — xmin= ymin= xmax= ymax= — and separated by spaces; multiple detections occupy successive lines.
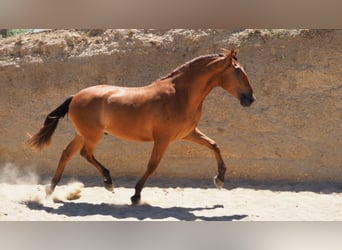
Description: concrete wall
xmin=0 ymin=29 xmax=341 ymax=182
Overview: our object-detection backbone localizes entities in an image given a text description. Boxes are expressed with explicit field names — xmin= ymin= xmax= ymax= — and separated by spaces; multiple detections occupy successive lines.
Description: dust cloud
xmin=52 ymin=182 xmax=84 ymax=202
xmin=0 ymin=163 xmax=39 ymax=185
xmin=0 ymin=163 xmax=84 ymax=204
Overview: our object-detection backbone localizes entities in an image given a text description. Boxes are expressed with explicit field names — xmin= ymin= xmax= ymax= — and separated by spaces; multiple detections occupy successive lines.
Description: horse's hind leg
xmin=80 ymin=141 xmax=114 ymax=192
xmin=183 ymin=128 xmax=227 ymax=189
xmin=46 ymin=134 xmax=84 ymax=196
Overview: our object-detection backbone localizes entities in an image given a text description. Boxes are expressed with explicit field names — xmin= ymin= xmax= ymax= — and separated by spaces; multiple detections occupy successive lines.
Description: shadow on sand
xmin=25 ymin=200 xmax=247 ymax=221
xmin=47 ymin=175 xmax=342 ymax=195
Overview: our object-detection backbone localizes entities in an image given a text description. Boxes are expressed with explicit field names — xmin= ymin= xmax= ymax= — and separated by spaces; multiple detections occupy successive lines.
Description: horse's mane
xmin=160 ymin=53 xmax=225 ymax=80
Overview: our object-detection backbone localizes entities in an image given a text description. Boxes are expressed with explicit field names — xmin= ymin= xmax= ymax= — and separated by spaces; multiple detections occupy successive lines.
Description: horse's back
xmin=68 ymin=84 xmax=157 ymax=141
xmin=66 ymin=82 xmax=199 ymax=142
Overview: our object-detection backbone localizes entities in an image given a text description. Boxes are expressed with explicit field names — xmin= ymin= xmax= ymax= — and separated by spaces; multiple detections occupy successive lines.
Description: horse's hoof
xmin=104 ymin=183 xmax=114 ymax=193
xmin=130 ymin=195 xmax=141 ymax=205
xmin=45 ymin=185 xmax=54 ymax=197
xmin=214 ymin=175 xmax=224 ymax=189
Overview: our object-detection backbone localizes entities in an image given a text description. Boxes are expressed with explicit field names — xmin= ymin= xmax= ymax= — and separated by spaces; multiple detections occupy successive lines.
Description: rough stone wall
xmin=0 ymin=29 xmax=341 ymax=182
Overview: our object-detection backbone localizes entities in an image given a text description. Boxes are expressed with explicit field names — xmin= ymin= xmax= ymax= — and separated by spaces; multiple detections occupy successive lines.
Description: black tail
xmin=25 ymin=96 xmax=73 ymax=151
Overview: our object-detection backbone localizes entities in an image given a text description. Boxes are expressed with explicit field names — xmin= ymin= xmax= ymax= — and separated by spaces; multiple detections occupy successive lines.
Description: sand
xmin=1 ymin=177 xmax=341 ymax=221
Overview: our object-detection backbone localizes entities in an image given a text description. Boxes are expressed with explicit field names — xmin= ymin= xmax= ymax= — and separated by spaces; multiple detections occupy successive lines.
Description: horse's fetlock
xmin=104 ymin=168 xmax=110 ymax=176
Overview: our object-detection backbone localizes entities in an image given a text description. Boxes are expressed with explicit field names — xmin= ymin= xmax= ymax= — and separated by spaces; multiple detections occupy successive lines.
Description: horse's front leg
xmin=131 ymin=139 xmax=170 ymax=205
xmin=183 ymin=128 xmax=227 ymax=189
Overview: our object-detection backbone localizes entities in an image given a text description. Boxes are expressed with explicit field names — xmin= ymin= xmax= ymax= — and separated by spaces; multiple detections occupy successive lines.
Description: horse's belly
xmin=105 ymin=126 xmax=154 ymax=142
xmin=103 ymin=111 xmax=154 ymax=142
xmin=102 ymin=90 xmax=201 ymax=142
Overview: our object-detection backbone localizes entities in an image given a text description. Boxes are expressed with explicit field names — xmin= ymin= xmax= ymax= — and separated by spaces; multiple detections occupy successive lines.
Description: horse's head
xmin=218 ymin=49 xmax=255 ymax=107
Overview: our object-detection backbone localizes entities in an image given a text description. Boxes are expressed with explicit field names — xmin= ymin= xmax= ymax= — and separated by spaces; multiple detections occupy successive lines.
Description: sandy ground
xmin=1 ymin=176 xmax=342 ymax=221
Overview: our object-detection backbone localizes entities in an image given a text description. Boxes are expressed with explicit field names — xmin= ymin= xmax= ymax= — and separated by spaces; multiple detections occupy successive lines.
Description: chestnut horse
xmin=26 ymin=48 xmax=255 ymax=204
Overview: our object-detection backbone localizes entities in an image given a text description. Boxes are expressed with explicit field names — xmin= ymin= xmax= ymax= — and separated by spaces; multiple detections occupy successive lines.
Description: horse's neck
xmin=173 ymin=70 xmax=219 ymax=111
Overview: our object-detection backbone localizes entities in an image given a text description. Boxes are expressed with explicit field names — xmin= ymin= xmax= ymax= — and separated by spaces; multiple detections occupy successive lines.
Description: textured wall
xmin=0 ymin=29 xmax=341 ymax=182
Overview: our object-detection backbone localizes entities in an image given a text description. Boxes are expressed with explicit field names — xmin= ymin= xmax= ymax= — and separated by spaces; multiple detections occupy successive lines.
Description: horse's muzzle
xmin=240 ymin=93 xmax=256 ymax=107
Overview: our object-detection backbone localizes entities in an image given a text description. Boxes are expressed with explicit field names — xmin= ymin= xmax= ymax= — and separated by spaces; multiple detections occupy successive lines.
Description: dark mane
xmin=160 ymin=53 xmax=225 ymax=80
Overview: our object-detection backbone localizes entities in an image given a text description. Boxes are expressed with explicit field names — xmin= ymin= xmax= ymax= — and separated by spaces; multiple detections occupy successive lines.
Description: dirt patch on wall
xmin=0 ymin=29 xmax=341 ymax=183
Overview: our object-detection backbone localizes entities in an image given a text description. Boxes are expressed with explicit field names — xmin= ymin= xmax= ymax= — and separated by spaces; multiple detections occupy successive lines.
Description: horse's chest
xmin=162 ymin=111 xmax=202 ymax=139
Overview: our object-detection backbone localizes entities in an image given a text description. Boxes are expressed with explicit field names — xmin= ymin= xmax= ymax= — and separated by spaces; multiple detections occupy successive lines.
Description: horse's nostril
xmin=240 ymin=93 xmax=255 ymax=107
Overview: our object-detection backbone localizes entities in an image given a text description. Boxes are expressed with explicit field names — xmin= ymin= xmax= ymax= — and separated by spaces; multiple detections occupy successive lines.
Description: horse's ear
xmin=231 ymin=48 xmax=239 ymax=59
xmin=221 ymin=48 xmax=238 ymax=57
xmin=221 ymin=48 xmax=233 ymax=66
xmin=221 ymin=48 xmax=231 ymax=55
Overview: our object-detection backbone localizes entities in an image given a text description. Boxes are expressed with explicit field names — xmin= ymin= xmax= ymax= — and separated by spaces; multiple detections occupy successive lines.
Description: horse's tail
xmin=25 ymin=96 xmax=73 ymax=151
